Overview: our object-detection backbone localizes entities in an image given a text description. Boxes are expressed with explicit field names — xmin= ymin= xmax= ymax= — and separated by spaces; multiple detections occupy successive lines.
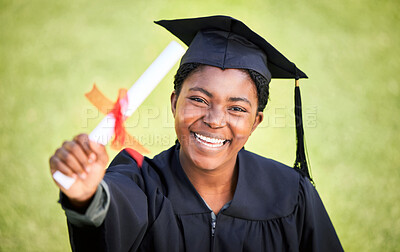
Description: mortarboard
xmin=155 ymin=15 xmax=312 ymax=181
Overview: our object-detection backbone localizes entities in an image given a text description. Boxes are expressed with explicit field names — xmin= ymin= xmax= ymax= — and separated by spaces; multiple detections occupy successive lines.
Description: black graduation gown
xmin=66 ymin=144 xmax=343 ymax=251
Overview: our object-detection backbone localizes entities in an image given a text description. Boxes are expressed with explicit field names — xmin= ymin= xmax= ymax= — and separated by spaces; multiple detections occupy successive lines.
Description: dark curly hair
xmin=173 ymin=63 xmax=270 ymax=112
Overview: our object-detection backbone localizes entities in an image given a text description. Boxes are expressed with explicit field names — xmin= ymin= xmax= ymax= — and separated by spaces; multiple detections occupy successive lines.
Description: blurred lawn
xmin=1 ymin=0 xmax=399 ymax=251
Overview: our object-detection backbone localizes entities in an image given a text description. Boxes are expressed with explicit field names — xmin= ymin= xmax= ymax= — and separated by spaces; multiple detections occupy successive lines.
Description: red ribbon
xmin=111 ymin=89 xmax=129 ymax=149
xmin=85 ymin=84 xmax=149 ymax=153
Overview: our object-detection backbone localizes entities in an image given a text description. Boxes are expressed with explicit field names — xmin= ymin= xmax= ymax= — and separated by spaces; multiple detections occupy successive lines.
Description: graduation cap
xmin=155 ymin=15 xmax=312 ymax=181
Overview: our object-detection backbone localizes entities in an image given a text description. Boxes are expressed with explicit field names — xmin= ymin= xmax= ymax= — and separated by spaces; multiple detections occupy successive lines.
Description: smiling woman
xmin=172 ymin=66 xmax=264 ymax=214
xmin=49 ymin=15 xmax=343 ymax=251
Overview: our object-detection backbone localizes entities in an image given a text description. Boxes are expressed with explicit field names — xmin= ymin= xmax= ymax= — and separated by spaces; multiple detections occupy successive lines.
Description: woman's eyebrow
xmin=188 ymin=87 xmax=213 ymax=97
xmin=228 ymin=97 xmax=252 ymax=107
xmin=188 ymin=87 xmax=252 ymax=107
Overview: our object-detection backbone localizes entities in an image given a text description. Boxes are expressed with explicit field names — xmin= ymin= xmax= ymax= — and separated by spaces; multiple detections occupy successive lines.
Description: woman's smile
xmin=192 ymin=131 xmax=230 ymax=148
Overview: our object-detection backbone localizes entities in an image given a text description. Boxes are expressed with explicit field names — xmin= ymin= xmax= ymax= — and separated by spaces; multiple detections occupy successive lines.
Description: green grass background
xmin=1 ymin=0 xmax=399 ymax=251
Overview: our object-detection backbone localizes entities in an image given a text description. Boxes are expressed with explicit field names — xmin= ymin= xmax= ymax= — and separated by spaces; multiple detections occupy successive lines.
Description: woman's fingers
xmin=63 ymin=140 xmax=90 ymax=173
xmin=55 ymin=145 xmax=87 ymax=179
xmin=73 ymin=134 xmax=92 ymax=156
xmin=50 ymin=133 xmax=108 ymax=181
xmin=49 ymin=155 xmax=78 ymax=179
xmin=89 ymin=140 xmax=109 ymax=165
xmin=73 ymin=133 xmax=109 ymax=166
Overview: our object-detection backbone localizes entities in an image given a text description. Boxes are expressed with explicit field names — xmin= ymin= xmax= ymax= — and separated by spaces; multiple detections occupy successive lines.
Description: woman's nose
xmin=203 ymin=107 xmax=227 ymax=128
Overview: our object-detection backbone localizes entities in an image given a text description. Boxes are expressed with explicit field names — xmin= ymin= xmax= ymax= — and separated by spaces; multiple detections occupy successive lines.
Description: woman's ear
xmin=171 ymin=91 xmax=177 ymax=117
xmin=251 ymin=111 xmax=264 ymax=133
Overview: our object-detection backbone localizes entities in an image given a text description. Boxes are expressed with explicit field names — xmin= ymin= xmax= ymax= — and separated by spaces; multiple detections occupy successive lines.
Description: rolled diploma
xmin=53 ymin=41 xmax=186 ymax=190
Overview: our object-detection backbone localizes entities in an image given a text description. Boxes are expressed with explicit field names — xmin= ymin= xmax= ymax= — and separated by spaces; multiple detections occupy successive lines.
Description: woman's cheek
xmin=231 ymin=119 xmax=255 ymax=140
xmin=182 ymin=106 xmax=206 ymax=124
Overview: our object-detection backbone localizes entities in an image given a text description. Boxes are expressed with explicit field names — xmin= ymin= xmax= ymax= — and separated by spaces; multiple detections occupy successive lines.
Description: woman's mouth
xmin=193 ymin=132 xmax=229 ymax=148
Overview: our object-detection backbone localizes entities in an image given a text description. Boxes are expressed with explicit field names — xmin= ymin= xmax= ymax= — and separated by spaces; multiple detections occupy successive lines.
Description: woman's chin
xmin=185 ymin=150 xmax=233 ymax=172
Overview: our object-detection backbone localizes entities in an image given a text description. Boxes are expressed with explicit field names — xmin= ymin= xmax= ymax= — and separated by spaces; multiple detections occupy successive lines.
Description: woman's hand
xmin=49 ymin=134 xmax=109 ymax=209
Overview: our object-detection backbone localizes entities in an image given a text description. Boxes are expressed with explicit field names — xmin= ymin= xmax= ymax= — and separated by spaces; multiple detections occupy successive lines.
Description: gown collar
xmin=167 ymin=143 xmax=299 ymax=220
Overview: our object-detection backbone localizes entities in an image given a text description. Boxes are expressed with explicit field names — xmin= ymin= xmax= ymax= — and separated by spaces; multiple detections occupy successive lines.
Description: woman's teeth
xmin=194 ymin=133 xmax=226 ymax=147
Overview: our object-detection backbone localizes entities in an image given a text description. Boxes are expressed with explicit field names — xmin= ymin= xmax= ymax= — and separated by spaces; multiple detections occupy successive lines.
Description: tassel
xmin=294 ymin=79 xmax=313 ymax=182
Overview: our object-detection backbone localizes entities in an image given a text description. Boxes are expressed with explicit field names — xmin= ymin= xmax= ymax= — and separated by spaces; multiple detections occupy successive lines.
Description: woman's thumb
xmin=88 ymin=140 xmax=109 ymax=164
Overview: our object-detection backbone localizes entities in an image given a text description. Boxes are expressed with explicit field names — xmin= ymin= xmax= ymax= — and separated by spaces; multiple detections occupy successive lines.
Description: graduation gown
xmin=65 ymin=144 xmax=343 ymax=251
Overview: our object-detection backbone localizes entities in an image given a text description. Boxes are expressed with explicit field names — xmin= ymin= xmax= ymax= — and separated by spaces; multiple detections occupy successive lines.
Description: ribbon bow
xmin=85 ymin=83 xmax=149 ymax=153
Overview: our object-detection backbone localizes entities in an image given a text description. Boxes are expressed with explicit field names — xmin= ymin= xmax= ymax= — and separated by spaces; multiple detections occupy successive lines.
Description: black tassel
xmin=294 ymin=81 xmax=313 ymax=182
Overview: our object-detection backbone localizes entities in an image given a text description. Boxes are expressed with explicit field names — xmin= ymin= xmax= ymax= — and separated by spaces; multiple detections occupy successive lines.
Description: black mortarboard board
xmin=155 ymin=15 xmax=312 ymax=181
xmin=155 ymin=15 xmax=307 ymax=83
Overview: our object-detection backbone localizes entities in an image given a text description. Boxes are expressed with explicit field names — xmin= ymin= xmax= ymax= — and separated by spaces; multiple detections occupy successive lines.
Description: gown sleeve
xmin=60 ymin=180 xmax=110 ymax=227
xmin=297 ymin=176 xmax=344 ymax=252
xmin=63 ymin=150 xmax=149 ymax=252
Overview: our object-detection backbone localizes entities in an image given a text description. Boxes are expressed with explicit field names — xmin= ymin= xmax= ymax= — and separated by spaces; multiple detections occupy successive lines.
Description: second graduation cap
xmin=155 ymin=15 xmax=312 ymax=181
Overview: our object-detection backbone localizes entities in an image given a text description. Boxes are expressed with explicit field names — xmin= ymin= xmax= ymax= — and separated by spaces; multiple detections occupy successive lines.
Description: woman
xmin=50 ymin=16 xmax=343 ymax=251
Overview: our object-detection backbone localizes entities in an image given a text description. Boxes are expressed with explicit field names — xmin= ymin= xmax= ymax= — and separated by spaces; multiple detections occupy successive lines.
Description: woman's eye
xmin=230 ymin=107 xmax=247 ymax=112
xmin=189 ymin=97 xmax=207 ymax=104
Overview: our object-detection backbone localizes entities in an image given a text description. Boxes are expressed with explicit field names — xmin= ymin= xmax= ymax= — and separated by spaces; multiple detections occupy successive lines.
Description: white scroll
xmin=53 ymin=41 xmax=185 ymax=189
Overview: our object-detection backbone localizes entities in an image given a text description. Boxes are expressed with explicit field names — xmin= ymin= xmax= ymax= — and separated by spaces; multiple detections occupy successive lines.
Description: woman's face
xmin=171 ymin=65 xmax=263 ymax=171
